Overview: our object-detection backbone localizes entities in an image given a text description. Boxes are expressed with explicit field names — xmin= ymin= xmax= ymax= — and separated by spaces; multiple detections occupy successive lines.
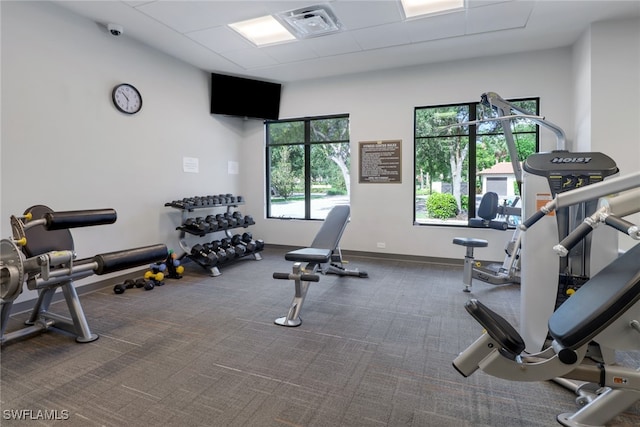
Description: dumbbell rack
xmin=165 ymin=194 xmax=262 ymax=277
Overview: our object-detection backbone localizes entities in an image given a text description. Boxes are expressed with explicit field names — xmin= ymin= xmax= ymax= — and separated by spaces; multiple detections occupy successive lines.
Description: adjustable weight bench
xmin=273 ymin=205 xmax=367 ymax=327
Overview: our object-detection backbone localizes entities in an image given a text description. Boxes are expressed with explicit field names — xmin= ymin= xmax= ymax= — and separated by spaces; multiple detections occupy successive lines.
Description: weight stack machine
xmin=520 ymin=151 xmax=619 ymax=353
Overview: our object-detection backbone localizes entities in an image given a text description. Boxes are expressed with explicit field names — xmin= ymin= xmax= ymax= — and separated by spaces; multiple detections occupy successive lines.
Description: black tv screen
xmin=210 ymin=73 xmax=281 ymax=120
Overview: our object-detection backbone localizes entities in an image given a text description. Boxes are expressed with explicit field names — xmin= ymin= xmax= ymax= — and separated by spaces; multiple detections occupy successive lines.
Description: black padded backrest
xmin=477 ymin=192 xmax=499 ymax=221
xmin=22 ymin=205 xmax=74 ymax=257
xmin=548 ymin=243 xmax=640 ymax=349
xmin=310 ymin=205 xmax=350 ymax=250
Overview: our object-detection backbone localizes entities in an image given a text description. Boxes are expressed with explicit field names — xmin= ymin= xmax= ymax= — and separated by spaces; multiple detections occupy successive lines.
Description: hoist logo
xmin=551 ymin=157 xmax=592 ymax=164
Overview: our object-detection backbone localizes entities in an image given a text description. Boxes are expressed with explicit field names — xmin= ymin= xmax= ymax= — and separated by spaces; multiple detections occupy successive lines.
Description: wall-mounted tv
xmin=210 ymin=73 xmax=281 ymax=120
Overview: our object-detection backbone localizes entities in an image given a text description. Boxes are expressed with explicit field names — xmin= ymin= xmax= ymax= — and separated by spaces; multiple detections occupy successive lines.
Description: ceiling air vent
xmin=277 ymin=4 xmax=342 ymax=38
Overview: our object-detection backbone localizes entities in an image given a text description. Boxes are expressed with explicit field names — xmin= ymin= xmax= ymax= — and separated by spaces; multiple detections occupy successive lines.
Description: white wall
xmin=1 ymin=1 xmax=246 ymax=303
xmin=590 ymin=18 xmax=640 ymax=178
xmin=573 ymin=18 xmax=640 ymax=172
xmin=2 ymin=2 xmax=638 ymax=306
xmin=243 ymin=49 xmax=575 ymax=261
xmin=581 ymin=18 xmax=640 ymax=250
xmin=572 ymin=26 xmax=592 ymax=153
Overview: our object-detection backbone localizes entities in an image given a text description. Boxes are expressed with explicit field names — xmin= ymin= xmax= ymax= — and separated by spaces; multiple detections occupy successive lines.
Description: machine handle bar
xmin=553 ymin=222 xmax=594 ymax=257
xmin=605 ymin=215 xmax=640 ymax=239
xmin=521 ymin=209 xmax=549 ymax=230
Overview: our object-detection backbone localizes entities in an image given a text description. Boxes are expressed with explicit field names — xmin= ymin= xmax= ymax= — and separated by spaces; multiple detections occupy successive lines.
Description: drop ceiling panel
xmin=331 ymin=0 xmax=404 ymax=30
xmin=135 ymin=1 xmax=272 ymax=33
xmin=262 ymin=41 xmax=320 ymax=63
xmin=465 ymin=1 xmax=533 ymax=34
xmin=187 ymin=25 xmax=253 ymax=53
xmin=351 ymin=22 xmax=412 ymax=50
xmin=467 ymin=0 xmax=514 ymax=8
xmin=221 ymin=48 xmax=280 ymax=69
xmin=304 ymin=32 xmax=364 ymax=56
xmin=404 ymin=10 xmax=466 ymax=43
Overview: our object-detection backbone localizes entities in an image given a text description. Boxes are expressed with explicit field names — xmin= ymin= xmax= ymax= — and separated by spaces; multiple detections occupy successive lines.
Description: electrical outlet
xmin=376 ymin=242 xmax=386 ymax=248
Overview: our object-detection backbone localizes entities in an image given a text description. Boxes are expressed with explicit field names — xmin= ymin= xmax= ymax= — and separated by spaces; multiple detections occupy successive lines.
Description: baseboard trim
xmin=265 ymin=244 xmax=462 ymax=267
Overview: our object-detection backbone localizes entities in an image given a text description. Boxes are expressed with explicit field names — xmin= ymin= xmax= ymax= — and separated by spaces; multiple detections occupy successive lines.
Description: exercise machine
xmin=454 ymin=192 xmax=522 ymax=292
xmin=0 ymin=205 xmax=168 ymax=345
xmin=452 ymin=91 xmax=565 ymax=290
xmin=272 ymin=205 xmax=367 ymax=327
xmin=519 ymin=153 xmax=621 ymax=353
xmin=454 ymin=172 xmax=640 ymax=426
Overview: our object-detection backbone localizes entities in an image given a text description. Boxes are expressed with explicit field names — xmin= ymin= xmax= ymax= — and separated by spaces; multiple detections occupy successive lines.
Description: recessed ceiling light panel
xmin=401 ymin=0 xmax=465 ymax=19
xmin=229 ymin=15 xmax=296 ymax=46
xmin=277 ymin=4 xmax=343 ymax=38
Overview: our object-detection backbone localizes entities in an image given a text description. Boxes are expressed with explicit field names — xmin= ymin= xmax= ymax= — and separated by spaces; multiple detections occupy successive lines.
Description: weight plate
xmin=0 ymin=239 xmax=25 ymax=303
xmin=10 ymin=215 xmax=25 ymax=242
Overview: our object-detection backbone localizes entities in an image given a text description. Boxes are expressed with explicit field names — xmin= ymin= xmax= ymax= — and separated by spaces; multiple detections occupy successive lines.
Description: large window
xmin=414 ymin=98 xmax=539 ymax=226
xmin=266 ymin=114 xmax=350 ymax=220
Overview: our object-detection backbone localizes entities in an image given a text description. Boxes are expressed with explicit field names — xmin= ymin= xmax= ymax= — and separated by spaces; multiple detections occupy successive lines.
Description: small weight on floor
xmin=113 ymin=279 xmax=136 ymax=294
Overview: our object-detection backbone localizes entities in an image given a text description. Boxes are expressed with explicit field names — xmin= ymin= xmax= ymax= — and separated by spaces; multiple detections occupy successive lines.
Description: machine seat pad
xmin=453 ymin=237 xmax=488 ymax=248
xmin=549 ymin=243 xmax=640 ymax=349
xmin=285 ymin=248 xmax=333 ymax=264
xmin=465 ymin=299 xmax=526 ymax=357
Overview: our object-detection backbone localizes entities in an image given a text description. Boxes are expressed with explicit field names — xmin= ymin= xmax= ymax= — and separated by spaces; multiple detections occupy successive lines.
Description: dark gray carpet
xmin=1 ymin=247 xmax=639 ymax=426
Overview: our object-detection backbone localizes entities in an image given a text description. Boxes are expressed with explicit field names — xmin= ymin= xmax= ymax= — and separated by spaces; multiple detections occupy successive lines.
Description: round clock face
xmin=112 ymin=83 xmax=142 ymax=114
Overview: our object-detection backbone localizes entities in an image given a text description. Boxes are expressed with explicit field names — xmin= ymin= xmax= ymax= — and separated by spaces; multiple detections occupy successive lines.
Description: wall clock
xmin=112 ymin=83 xmax=142 ymax=115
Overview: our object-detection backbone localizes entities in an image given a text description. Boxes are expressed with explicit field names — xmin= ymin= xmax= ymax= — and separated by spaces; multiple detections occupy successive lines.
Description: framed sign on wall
xmin=358 ymin=140 xmax=402 ymax=183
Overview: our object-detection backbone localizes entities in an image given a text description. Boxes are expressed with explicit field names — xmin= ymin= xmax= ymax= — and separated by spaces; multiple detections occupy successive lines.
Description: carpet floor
xmin=1 ymin=246 xmax=639 ymax=426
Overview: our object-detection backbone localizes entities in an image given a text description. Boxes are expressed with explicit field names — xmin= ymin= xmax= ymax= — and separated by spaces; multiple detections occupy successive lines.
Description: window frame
xmin=413 ymin=97 xmax=539 ymax=227
xmin=265 ymin=113 xmax=350 ymax=220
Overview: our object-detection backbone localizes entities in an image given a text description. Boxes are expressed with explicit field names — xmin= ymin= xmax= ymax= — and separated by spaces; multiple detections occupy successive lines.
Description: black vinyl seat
xmin=469 ymin=192 xmax=508 ymax=230
xmin=548 ymin=243 xmax=640 ymax=349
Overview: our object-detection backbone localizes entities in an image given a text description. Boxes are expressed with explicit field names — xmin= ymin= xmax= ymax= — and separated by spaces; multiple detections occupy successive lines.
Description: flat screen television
xmin=210 ymin=73 xmax=281 ymax=120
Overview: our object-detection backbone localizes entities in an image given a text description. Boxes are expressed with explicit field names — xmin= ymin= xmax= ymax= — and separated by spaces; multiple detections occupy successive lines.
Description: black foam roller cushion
xmin=45 ymin=209 xmax=117 ymax=230
xmin=94 ymin=244 xmax=168 ymax=275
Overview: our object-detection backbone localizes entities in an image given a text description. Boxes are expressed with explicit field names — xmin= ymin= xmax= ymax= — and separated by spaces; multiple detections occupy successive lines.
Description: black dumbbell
xmin=231 ymin=233 xmax=258 ymax=252
xmin=208 ymin=240 xmax=221 ymax=251
xmin=186 ymin=218 xmax=210 ymax=233
xmin=215 ymin=248 xmax=228 ymax=263
xmin=133 ymin=278 xmax=154 ymax=291
xmin=191 ymin=244 xmax=218 ymax=265
xmin=234 ymin=244 xmax=246 ymax=256
xmin=232 ymin=211 xmax=244 ymax=223
xmin=204 ymin=215 xmax=220 ymax=232
xmin=113 ymin=279 xmax=136 ymax=294
xmin=215 ymin=214 xmax=229 ymax=229
xmin=218 ymin=238 xmax=237 ymax=258
xmin=223 ymin=212 xmax=238 ymax=227
xmin=143 ymin=280 xmax=155 ymax=290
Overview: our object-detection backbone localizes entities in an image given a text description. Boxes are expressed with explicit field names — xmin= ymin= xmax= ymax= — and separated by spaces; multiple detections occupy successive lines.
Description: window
xmin=266 ymin=114 xmax=350 ymax=220
xmin=414 ymin=98 xmax=539 ymax=226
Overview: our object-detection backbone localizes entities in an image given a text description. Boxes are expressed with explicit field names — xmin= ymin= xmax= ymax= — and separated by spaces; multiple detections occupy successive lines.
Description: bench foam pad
xmin=548 ymin=243 xmax=640 ymax=349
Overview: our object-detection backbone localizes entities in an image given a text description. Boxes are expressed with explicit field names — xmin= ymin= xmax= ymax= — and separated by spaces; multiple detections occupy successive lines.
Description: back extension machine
xmin=453 ymin=173 xmax=640 ymax=427
xmin=1 ymin=205 xmax=168 ymax=345
xmin=272 ymin=205 xmax=367 ymax=327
